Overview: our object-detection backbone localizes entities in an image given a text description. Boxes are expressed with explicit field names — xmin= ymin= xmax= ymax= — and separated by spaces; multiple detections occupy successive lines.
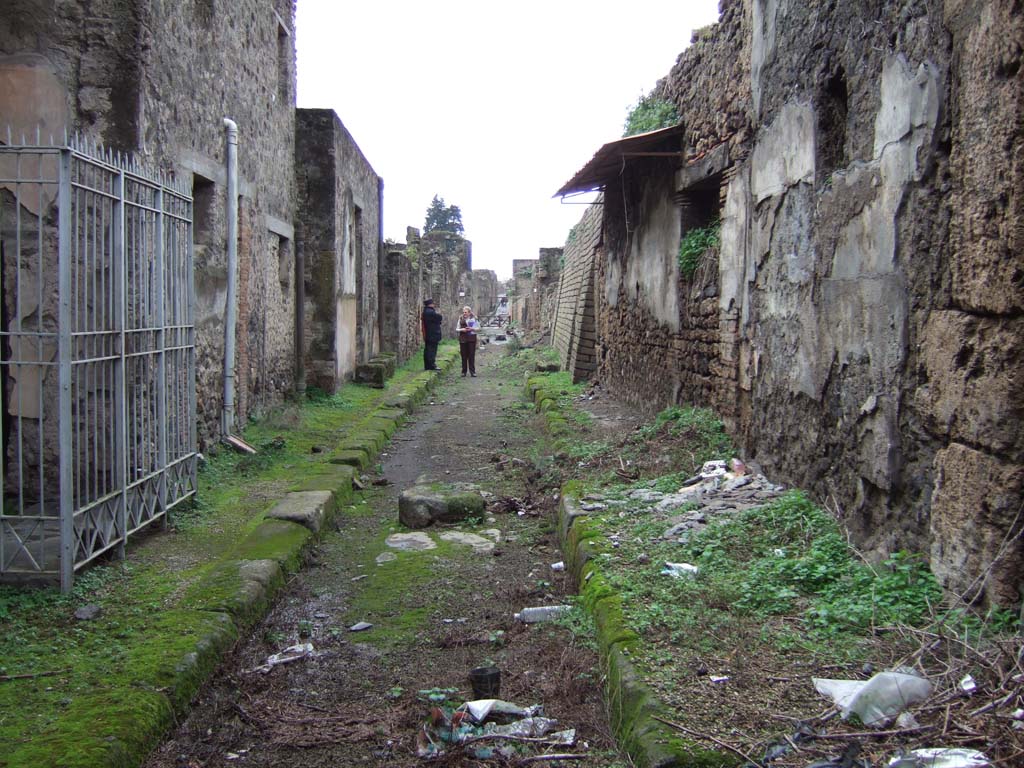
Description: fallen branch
xmin=813 ymin=724 xmax=934 ymax=740
xmin=653 ymin=716 xmax=758 ymax=765
xmin=516 ymin=755 xmax=586 ymax=765
xmin=0 ymin=669 xmax=69 ymax=682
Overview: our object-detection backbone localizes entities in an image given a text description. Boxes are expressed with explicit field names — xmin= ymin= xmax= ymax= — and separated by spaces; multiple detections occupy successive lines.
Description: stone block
xmin=369 ymin=354 xmax=397 ymax=378
xmin=293 ymin=464 xmax=356 ymax=504
xmin=329 ymin=448 xmax=369 ymax=468
xmin=398 ymin=482 xmax=486 ymax=529
xmin=918 ymin=311 xmax=1024 ymax=455
xmin=930 ymin=443 xmax=1024 ymax=607
xmin=265 ymin=490 xmax=336 ymax=533
xmin=354 ymin=362 xmax=387 ymax=388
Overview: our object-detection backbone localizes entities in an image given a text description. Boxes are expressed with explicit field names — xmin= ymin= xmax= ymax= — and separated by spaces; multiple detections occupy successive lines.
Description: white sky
xmin=295 ymin=1 xmax=721 ymax=280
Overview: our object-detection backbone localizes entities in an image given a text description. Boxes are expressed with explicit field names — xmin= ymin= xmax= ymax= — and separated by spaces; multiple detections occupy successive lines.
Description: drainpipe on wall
xmin=222 ymin=117 xmax=238 ymax=438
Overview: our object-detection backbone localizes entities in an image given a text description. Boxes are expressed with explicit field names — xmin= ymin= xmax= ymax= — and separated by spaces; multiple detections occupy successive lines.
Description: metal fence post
xmin=155 ymin=187 xmax=168 ymax=527
xmin=57 ymin=148 xmax=74 ymax=592
xmin=113 ymin=168 xmax=127 ymax=560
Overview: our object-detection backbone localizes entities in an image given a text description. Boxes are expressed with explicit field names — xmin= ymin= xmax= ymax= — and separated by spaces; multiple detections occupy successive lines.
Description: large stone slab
xmin=265 ymin=490 xmax=335 ymax=533
xmin=398 ymin=482 xmax=486 ymax=529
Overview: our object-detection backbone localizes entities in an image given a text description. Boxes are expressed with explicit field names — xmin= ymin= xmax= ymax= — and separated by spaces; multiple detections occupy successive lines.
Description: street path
xmin=144 ymin=337 xmax=622 ymax=767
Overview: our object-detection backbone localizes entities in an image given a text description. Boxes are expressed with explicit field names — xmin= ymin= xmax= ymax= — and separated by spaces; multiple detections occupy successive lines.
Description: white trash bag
xmin=813 ymin=670 xmax=932 ymax=726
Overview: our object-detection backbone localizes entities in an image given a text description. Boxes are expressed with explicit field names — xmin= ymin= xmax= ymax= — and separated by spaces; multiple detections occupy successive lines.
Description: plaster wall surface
xmin=568 ymin=0 xmax=1023 ymax=606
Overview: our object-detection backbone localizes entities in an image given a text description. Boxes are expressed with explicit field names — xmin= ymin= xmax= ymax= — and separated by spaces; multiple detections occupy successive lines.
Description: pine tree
xmin=424 ymin=195 xmax=464 ymax=235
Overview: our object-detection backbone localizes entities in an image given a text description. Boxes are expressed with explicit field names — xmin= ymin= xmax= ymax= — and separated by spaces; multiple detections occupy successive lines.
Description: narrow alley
xmin=143 ymin=336 xmax=625 ymax=767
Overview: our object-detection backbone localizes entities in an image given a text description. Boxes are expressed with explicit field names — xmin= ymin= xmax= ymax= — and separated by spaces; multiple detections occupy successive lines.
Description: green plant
xmin=678 ymin=223 xmax=720 ymax=279
xmin=623 ymin=91 xmax=679 ymax=137
xmin=417 ymin=687 xmax=459 ymax=704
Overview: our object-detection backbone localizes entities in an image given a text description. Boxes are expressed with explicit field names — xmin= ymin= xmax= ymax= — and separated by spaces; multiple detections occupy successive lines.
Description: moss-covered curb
xmin=525 ymin=374 xmax=572 ymax=436
xmin=2 ymin=349 xmax=462 ymax=768
xmin=559 ymin=492 xmax=733 ymax=768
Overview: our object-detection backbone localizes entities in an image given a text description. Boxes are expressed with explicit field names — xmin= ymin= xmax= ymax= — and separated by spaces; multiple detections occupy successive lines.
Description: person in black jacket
xmin=421 ymin=298 xmax=443 ymax=370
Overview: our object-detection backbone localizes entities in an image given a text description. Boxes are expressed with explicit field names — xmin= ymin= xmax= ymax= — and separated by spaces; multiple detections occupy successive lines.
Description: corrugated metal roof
xmin=553 ymin=124 xmax=685 ymax=198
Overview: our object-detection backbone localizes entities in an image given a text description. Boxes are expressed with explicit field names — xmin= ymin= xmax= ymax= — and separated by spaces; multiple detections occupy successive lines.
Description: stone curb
xmin=10 ymin=350 xmax=463 ymax=768
xmin=558 ymin=495 xmax=732 ymax=768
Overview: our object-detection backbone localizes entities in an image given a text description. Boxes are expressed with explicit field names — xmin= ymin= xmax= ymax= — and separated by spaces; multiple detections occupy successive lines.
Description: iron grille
xmin=0 ymin=136 xmax=197 ymax=590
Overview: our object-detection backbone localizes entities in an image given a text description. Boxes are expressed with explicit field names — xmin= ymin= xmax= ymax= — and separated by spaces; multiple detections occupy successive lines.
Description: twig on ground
xmin=516 ymin=755 xmax=586 ymax=764
xmin=0 ymin=669 xmax=69 ymax=682
xmin=653 ymin=716 xmax=759 ymax=765
xmin=814 ymin=724 xmax=934 ymax=740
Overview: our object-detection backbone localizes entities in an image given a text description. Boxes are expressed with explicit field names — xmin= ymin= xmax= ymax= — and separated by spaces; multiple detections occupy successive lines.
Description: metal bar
xmin=58 ymin=148 xmax=74 ymax=592
xmin=14 ymin=151 xmax=23 ymax=517
xmin=113 ymin=168 xmax=127 ymax=561
xmin=155 ymin=187 xmax=167 ymax=528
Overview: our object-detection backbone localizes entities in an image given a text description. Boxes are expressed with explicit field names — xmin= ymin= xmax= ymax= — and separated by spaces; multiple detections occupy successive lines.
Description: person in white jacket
xmin=456 ymin=306 xmax=480 ymax=377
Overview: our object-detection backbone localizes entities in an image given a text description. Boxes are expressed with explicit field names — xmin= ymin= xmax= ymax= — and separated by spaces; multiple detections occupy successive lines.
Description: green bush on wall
xmin=678 ymin=223 xmax=720 ymax=279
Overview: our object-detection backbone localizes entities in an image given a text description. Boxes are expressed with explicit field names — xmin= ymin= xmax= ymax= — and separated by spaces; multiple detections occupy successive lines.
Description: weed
xmin=678 ymin=223 xmax=720 ymax=278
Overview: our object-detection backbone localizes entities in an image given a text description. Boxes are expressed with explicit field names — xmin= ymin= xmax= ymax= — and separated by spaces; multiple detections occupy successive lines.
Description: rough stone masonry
xmin=553 ymin=0 xmax=1023 ymax=609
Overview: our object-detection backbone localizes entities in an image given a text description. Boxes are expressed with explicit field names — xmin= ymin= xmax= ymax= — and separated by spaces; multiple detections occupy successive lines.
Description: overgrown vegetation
xmin=678 ymin=222 xmax=720 ymax=278
xmin=623 ymin=91 xmax=679 ymax=137
xmin=523 ymin=367 xmax=1022 ymax=765
xmin=0 ymin=350 xmax=441 ymax=764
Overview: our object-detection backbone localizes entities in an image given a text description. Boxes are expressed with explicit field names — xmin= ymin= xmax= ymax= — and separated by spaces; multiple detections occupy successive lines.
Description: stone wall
xmin=379 ymin=228 xmax=474 ymax=363
xmin=0 ymin=0 xmax=299 ymax=447
xmin=470 ymin=270 xmax=500 ymax=319
xmin=552 ymin=203 xmax=602 ymax=381
xmin=295 ymin=108 xmax=382 ymax=393
xmin=599 ymin=158 xmax=738 ymax=421
xmin=381 ymin=240 xmax=424 ymax=364
xmin=563 ymin=0 xmax=1023 ymax=607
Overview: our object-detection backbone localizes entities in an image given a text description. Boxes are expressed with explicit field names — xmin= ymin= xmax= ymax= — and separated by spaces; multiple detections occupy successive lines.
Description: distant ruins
xmin=551 ymin=0 xmax=1023 ymax=609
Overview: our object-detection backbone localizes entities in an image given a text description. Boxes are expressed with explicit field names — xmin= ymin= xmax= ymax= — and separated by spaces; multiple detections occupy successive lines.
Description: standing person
xmin=421 ymin=298 xmax=443 ymax=371
xmin=456 ymin=306 xmax=479 ymax=377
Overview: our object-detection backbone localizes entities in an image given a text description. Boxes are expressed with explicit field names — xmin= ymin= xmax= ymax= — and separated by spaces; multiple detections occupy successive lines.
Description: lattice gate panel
xmin=0 ymin=137 xmax=196 ymax=590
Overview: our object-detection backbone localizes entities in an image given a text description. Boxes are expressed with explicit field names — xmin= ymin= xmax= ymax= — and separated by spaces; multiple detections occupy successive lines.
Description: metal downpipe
xmin=222 ymin=118 xmax=238 ymax=437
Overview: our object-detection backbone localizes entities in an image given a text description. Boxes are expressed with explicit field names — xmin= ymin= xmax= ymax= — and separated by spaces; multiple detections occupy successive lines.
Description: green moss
xmin=293 ymin=464 xmax=356 ymax=503
xmin=0 ymin=355 xmax=444 ymax=766
xmin=330 ymin=448 xmax=370 ymax=468
xmin=4 ymin=690 xmax=174 ymax=768
xmin=232 ymin=520 xmax=312 ymax=570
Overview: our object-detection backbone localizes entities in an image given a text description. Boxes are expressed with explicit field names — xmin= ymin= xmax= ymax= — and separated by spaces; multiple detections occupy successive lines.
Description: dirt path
xmin=144 ymin=339 xmax=624 ymax=768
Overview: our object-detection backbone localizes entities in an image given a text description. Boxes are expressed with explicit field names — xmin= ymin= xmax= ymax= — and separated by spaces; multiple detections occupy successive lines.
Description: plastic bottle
xmin=514 ymin=605 xmax=571 ymax=623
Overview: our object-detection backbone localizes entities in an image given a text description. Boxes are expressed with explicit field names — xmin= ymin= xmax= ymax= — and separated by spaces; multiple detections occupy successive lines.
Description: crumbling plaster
xmin=569 ymin=0 xmax=1023 ymax=606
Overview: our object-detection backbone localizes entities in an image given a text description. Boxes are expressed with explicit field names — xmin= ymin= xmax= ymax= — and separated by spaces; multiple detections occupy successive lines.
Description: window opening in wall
xmin=818 ymin=68 xmax=849 ymax=181
xmin=678 ymin=176 xmax=723 ymax=280
xmin=276 ymin=13 xmax=291 ymax=104
xmin=277 ymin=234 xmax=292 ymax=291
xmin=192 ymin=174 xmax=216 ymax=246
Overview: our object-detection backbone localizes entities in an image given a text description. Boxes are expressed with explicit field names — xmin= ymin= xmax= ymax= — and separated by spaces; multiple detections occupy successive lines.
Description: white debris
xmin=662 ymin=562 xmax=699 ymax=578
xmin=887 ymin=747 xmax=991 ymax=768
xmin=252 ymin=643 xmax=314 ymax=674
xmin=813 ymin=671 xmax=932 ymax=726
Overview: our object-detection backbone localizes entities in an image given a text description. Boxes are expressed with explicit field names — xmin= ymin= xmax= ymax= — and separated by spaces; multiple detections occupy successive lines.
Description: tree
xmin=423 ymin=195 xmax=464 ymax=235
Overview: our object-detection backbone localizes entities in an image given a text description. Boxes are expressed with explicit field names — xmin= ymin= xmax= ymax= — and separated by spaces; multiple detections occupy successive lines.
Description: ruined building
xmin=553 ymin=0 xmax=1023 ymax=608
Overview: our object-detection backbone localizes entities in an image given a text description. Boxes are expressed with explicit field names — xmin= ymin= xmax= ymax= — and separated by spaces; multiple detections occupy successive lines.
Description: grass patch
xmin=0 ymin=351 xmax=441 ymax=766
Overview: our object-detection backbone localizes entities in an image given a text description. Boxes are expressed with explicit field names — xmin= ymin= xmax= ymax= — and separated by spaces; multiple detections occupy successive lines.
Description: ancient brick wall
xmin=582 ymin=0 xmax=1022 ymax=606
xmin=552 ymin=203 xmax=602 ymax=381
xmin=1 ymin=0 xmax=299 ymax=446
xmin=295 ymin=108 xmax=382 ymax=392
xmin=598 ymin=159 xmax=738 ymax=421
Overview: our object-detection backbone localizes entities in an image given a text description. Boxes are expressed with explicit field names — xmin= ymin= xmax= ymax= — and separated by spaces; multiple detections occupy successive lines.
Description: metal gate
xmin=0 ymin=136 xmax=196 ymax=591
